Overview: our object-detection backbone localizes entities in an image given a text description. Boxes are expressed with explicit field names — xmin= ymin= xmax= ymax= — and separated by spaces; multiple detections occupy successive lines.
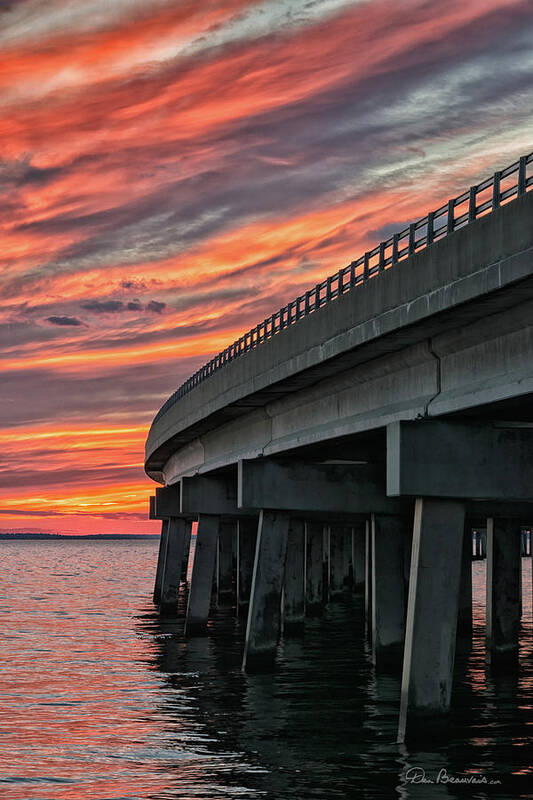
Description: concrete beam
xmin=180 ymin=474 xmax=253 ymax=516
xmin=388 ymin=421 xmax=533 ymax=500
xmin=238 ymin=459 xmax=405 ymax=514
xmin=154 ymin=484 xmax=180 ymax=518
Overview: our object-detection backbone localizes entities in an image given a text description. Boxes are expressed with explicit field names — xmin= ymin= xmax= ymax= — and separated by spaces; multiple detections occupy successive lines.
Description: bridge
xmin=145 ymin=153 xmax=533 ymax=741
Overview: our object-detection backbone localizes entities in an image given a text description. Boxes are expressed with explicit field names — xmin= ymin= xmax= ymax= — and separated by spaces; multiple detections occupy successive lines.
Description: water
xmin=1 ymin=540 xmax=532 ymax=800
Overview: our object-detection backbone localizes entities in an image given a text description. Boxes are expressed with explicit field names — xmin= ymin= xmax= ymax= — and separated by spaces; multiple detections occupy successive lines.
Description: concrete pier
xmin=352 ymin=524 xmax=365 ymax=594
xmin=371 ymin=514 xmax=407 ymax=666
xmin=153 ymin=519 xmax=169 ymax=604
xmin=185 ymin=514 xmax=219 ymax=635
xmin=283 ymin=520 xmax=305 ymax=632
xmin=237 ymin=518 xmax=257 ymax=617
xmin=365 ymin=520 xmax=372 ymax=627
xmin=160 ymin=517 xmax=187 ymax=615
xmin=457 ymin=525 xmax=473 ymax=640
xmin=217 ymin=521 xmax=234 ymax=607
xmin=242 ymin=510 xmax=290 ymax=672
xmin=398 ymin=498 xmax=465 ymax=742
xmin=305 ymin=522 xmax=325 ymax=614
xmin=486 ymin=517 xmax=521 ymax=668
xmin=328 ymin=525 xmax=351 ymax=598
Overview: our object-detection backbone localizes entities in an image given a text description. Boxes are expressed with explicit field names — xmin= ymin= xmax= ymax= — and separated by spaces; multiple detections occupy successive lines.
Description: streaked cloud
xmin=0 ymin=0 xmax=531 ymax=534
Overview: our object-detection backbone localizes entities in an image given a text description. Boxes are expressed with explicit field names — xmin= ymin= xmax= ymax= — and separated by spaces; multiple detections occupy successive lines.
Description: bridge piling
xmin=159 ymin=516 xmax=187 ymax=615
xmin=328 ymin=525 xmax=351 ymax=598
xmin=236 ymin=518 xmax=257 ymax=617
xmin=398 ymin=498 xmax=465 ymax=743
xmin=283 ymin=520 xmax=305 ymax=633
xmin=153 ymin=519 xmax=169 ymax=605
xmin=456 ymin=524 xmax=473 ymax=642
xmin=486 ymin=518 xmax=520 ymax=668
xmin=216 ymin=521 xmax=234 ymax=608
xmin=352 ymin=523 xmax=365 ymax=594
xmin=305 ymin=522 xmax=325 ymax=614
xmin=184 ymin=514 xmax=219 ymax=635
xmin=371 ymin=514 xmax=407 ymax=667
xmin=242 ymin=510 xmax=289 ymax=672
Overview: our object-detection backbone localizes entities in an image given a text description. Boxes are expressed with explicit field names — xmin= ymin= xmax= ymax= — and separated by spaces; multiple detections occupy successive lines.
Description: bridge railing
xmin=153 ymin=152 xmax=533 ymax=424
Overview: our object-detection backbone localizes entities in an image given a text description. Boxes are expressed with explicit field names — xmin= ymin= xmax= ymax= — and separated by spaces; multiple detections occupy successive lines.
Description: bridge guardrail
xmin=153 ymin=152 xmax=533 ymax=425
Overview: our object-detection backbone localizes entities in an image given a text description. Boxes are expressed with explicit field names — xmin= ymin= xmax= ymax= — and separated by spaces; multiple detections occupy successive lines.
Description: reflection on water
xmin=1 ymin=541 xmax=532 ymax=799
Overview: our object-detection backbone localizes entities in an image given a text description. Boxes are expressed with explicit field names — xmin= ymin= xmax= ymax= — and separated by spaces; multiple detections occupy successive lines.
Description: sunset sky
xmin=1 ymin=0 xmax=532 ymax=535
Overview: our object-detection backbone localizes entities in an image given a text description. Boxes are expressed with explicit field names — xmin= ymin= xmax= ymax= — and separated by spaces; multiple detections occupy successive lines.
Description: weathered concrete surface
xmin=146 ymin=192 xmax=533 ymax=483
xmin=242 ymin=510 xmax=289 ymax=672
xmin=388 ymin=420 xmax=533 ymax=500
xmin=238 ymin=459 xmax=404 ymax=514
xmin=185 ymin=515 xmax=219 ymax=635
xmin=486 ymin=518 xmax=521 ymax=667
xmin=398 ymin=498 xmax=465 ymax=742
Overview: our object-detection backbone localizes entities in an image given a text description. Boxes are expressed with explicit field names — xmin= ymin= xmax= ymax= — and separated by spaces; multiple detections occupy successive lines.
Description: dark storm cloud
xmin=46 ymin=315 xmax=83 ymax=326
xmin=146 ymin=300 xmax=166 ymax=314
xmin=81 ymin=300 xmax=124 ymax=313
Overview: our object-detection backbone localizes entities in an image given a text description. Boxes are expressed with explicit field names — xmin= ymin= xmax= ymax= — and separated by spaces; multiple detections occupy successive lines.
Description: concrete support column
xmin=305 ymin=521 xmax=324 ymax=614
xmin=486 ymin=517 xmax=521 ymax=668
xmin=480 ymin=529 xmax=487 ymax=559
xmin=283 ymin=519 xmax=305 ymax=633
xmin=398 ymin=498 xmax=465 ymax=742
xmin=457 ymin=523 xmax=473 ymax=640
xmin=365 ymin=519 xmax=372 ymax=626
xmin=217 ymin=521 xmax=235 ymax=607
xmin=160 ymin=516 xmax=187 ymax=615
xmin=323 ymin=525 xmax=330 ymax=601
xmin=371 ymin=514 xmax=407 ymax=666
xmin=185 ymin=514 xmax=219 ymax=635
xmin=352 ymin=523 xmax=366 ymax=594
xmin=181 ymin=521 xmax=192 ymax=582
xmin=329 ymin=525 xmax=351 ymax=598
xmin=242 ymin=510 xmax=290 ymax=672
xmin=237 ymin=518 xmax=257 ymax=617
xmin=153 ymin=519 xmax=169 ymax=604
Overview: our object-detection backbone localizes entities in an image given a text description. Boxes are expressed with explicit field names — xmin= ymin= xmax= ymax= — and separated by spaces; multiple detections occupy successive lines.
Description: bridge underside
xmin=146 ymin=190 xmax=533 ymax=741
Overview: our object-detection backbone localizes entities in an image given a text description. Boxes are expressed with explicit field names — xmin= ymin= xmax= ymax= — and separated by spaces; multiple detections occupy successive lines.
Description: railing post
xmin=468 ymin=186 xmax=477 ymax=222
xmin=427 ymin=212 xmax=434 ymax=245
xmin=492 ymin=171 xmax=501 ymax=209
xmin=518 ymin=156 xmax=527 ymax=196
xmin=447 ymin=199 xmax=454 ymax=234
xmin=363 ymin=252 xmax=370 ymax=280
xmin=326 ymin=276 xmax=332 ymax=302
xmin=392 ymin=234 xmax=399 ymax=264
xmin=304 ymin=292 xmax=310 ymax=314
xmin=378 ymin=242 xmax=386 ymax=271
xmin=338 ymin=268 xmax=344 ymax=294
xmin=408 ymin=224 xmax=416 ymax=256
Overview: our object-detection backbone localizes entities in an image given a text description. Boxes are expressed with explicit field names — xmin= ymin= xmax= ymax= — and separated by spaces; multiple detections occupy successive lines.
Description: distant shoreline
xmin=0 ymin=533 xmax=159 ymax=540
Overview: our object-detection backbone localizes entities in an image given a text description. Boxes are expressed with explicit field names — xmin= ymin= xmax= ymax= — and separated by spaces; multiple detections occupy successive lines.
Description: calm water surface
xmin=1 ymin=540 xmax=532 ymax=800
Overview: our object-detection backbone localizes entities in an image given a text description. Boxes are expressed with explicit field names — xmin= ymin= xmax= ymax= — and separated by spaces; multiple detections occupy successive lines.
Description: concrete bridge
xmin=145 ymin=153 xmax=533 ymax=741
